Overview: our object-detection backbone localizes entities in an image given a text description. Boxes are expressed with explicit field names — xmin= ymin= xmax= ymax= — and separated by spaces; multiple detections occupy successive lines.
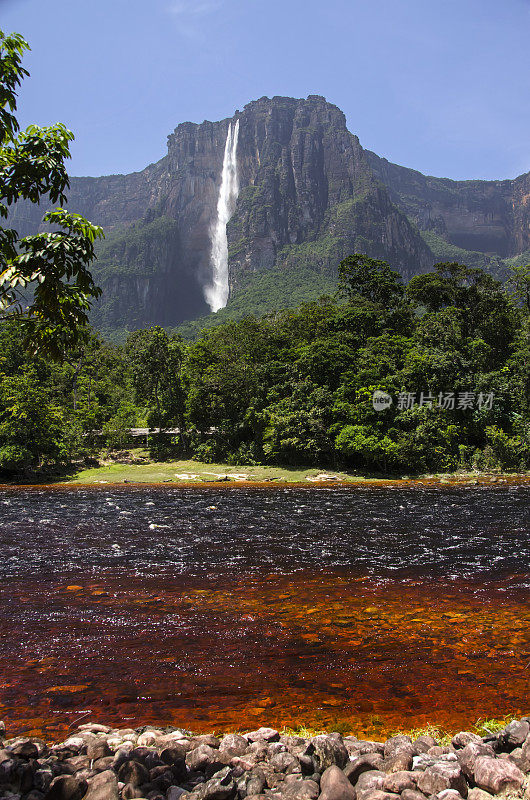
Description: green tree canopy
xmin=0 ymin=30 xmax=102 ymax=355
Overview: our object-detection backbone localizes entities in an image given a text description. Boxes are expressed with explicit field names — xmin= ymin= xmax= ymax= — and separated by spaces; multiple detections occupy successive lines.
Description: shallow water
xmin=1 ymin=485 xmax=530 ymax=739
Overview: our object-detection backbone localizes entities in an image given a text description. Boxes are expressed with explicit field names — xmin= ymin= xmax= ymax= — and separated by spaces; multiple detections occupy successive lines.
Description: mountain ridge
xmin=8 ymin=94 xmax=530 ymax=330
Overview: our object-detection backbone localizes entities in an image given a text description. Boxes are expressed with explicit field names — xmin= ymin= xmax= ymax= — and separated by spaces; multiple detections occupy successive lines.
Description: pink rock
xmin=473 ymin=756 xmax=524 ymax=794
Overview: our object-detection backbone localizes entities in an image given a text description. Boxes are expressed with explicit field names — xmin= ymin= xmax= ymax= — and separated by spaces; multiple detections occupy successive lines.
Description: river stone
xmin=246 ymin=729 xmax=280 ymax=745
xmin=122 ymin=784 xmax=144 ymax=799
xmin=383 ymin=737 xmax=414 ymax=773
xmin=84 ymin=771 xmax=119 ymax=800
xmin=383 ymin=771 xmax=417 ymax=793
xmin=87 ymin=742 xmax=111 ymax=762
xmin=194 ymin=767 xmax=235 ymax=800
xmin=413 ymin=736 xmax=438 ymax=754
xmin=308 ymin=735 xmax=348 ymax=771
xmin=78 ymin=726 xmax=111 ymax=735
xmin=118 ymin=761 xmax=150 ymax=787
xmin=451 ymin=733 xmax=483 ymax=750
xmin=437 ymin=791 xmax=464 ymax=800
xmin=26 ymin=792 xmax=45 ymax=800
xmin=34 ymin=769 xmax=54 ymax=793
xmin=44 ymin=775 xmax=88 ymax=800
xmin=466 ymin=790 xmax=493 ymax=800
xmin=319 ymin=765 xmax=356 ymax=800
xmin=93 ymin=757 xmax=115 ymax=773
xmin=245 ymin=769 xmax=266 ymax=796
xmin=473 ymin=756 xmax=524 ymax=794
xmin=166 ymin=789 xmax=186 ymax=800
xmin=359 ymin=792 xmax=400 ymax=800
xmin=355 ymin=770 xmax=386 ymax=800
xmin=502 ymin=720 xmax=530 ymax=749
xmin=280 ymin=779 xmax=319 ymax=800
xmin=10 ymin=741 xmax=39 ymax=760
xmin=400 ymin=791 xmax=427 ymax=800
xmin=270 ymin=753 xmax=299 ymax=774
xmin=416 ymin=761 xmax=466 ymax=797
xmin=455 ymin=743 xmax=496 ymax=781
xmin=345 ymin=754 xmax=384 ymax=786
xmin=218 ymin=736 xmax=248 ymax=758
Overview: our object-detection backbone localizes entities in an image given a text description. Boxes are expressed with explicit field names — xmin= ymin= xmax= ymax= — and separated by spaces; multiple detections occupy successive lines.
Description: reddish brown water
xmin=1 ymin=484 xmax=530 ymax=740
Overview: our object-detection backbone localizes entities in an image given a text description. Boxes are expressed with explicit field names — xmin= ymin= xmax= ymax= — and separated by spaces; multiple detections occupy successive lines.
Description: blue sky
xmin=2 ymin=0 xmax=529 ymax=180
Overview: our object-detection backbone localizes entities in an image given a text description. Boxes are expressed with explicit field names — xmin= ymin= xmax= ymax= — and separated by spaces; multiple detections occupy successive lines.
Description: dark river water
xmin=2 ymin=484 xmax=530 ymax=582
xmin=1 ymin=484 xmax=530 ymax=740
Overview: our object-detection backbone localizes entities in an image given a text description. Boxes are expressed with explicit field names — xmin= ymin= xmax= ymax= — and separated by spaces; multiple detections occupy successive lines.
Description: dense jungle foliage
xmin=1 ymin=255 xmax=529 ymax=477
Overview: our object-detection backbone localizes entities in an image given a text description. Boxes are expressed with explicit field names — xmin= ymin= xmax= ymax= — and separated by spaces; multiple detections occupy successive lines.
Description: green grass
xmin=473 ymin=715 xmax=521 ymax=737
xmin=69 ymin=456 xmax=371 ymax=485
xmin=390 ymin=723 xmax=452 ymax=746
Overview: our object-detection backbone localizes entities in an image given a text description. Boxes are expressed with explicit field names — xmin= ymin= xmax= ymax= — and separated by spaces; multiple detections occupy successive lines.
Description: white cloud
xmin=167 ymin=0 xmax=223 ymax=38
xmin=169 ymin=0 xmax=222 ymax=18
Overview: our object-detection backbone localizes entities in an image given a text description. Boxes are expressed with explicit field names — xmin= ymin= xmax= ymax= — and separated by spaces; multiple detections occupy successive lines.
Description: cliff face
xmin=366 ymin=151 xmax=530 ymax=258
xmin=8 ymin=95 xmax=530 ymax=329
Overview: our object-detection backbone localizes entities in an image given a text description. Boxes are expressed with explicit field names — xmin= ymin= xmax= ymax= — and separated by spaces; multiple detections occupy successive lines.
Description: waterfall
xmin=205 ymin=120 xmax=240 ymax=312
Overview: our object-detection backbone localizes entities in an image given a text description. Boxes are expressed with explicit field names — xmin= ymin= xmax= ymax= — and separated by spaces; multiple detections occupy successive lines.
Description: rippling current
xmin=2 ymin=484 xmax=530 ymax=740
xmin=2 ymin=484 xmax=530 ymax=583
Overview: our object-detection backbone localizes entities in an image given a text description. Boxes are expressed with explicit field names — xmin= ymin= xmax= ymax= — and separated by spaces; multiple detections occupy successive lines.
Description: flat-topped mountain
xmin=9 ymin=95 xmax=530 ymax=329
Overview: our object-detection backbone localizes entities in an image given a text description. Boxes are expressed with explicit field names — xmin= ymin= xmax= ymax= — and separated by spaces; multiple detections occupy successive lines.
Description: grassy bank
xmin=56 ymin=453 xmax=530 ymax=486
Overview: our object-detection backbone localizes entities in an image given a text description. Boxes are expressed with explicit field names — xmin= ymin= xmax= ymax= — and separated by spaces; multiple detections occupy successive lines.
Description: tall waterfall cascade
xmin=205 ymin=120 xmax=240 ymax=312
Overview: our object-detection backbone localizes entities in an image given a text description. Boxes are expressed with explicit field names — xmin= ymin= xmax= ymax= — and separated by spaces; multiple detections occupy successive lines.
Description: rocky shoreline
xmin=2 ymin=719 xmax=530 ymax=800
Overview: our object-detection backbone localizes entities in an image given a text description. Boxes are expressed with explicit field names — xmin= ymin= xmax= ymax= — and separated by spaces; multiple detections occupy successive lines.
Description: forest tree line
xmin=1 ymin=255 xmax=529 ymax=477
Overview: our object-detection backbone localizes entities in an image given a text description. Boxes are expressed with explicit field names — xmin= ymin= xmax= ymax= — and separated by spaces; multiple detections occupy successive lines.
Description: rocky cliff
xmin=8 ymin=95 xmax=530 ymax=329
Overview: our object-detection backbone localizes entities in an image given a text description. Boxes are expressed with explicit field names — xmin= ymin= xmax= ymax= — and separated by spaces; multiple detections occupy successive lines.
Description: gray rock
xmin=451 ymin=733 xmax=483 ymax=750
xmin=473 ymin=756 xmax=524 ymax=794
xmin=44 ymin=775 xmax=88 ymax=800
xmin=246 ymin=730 xmax=280 ymax=745
xmin=10 ymin=741 xmax=39 ymax=760
xmin=502 ymin=720 xmax=530 ymax=750
xmin=383 ymin=738 xmax=414 ymax=773
xmin=34 ymin=769 xmax=54 ymax=793
xmin=344 ymin=755 xmax=384 ymax=786
xmin=359 ymin=791 xmax=399 ymax=800
xmin=413 ymin=737 xmax=437 ymax=754
xmin=400 ymin=791 xmax=427 ymax=800
xmin=78 ymin=726 xmax=111 ymax=735
xmin=437 ymin=791 xmax=464 ymax=800
xmin=117 ymin=761 xmax=150 ymax=788
xmin=466 ymin=790 xmax=493 ymax=800
xmin=87 ymin=742 xmax=111 ymax=762
xmin=93 ymin=757 xmax=115 ymax=773
xmin=355 ymin=770 xmax=385 ymax=800
xmin=122 ymin=784 xmax=144 ymax=799
xmin=194 ymin=767 xmax=235 ymax=800
xmin=166 ymin=789 xmax=186 ymax=800
xmin=382 ymin=771 xmax=417 ymax=793
xmin=280 ymin=778 xmax=319 ymax=800
xmin=307 ymin=736 xmax=348 ymax=771
xmin=245 ymin=769 xmax=266 ymax=797
xmin=191 ymin=738 xmax=220 ymax=751
xmin=218 ymin=737 xmax=248 ymax=759
xmin=269 ymin=754 xmax=299 ymax=775
xmin=416 ymin=762 xmax=466 ymax=797
xmin=319 ymin=765 xmax=356 ymax=800
xmin=186 ymin=747 xmax=220 ymax=774
xmin=455 ymin=743 xmax=495 ymax=781
xmin=84 ymin=771 xmax=118 ymax=800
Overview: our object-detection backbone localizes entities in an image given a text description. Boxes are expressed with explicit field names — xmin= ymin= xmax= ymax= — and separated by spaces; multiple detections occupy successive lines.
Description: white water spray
xmin=205 ymin=120 xmax=240 ymax=312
